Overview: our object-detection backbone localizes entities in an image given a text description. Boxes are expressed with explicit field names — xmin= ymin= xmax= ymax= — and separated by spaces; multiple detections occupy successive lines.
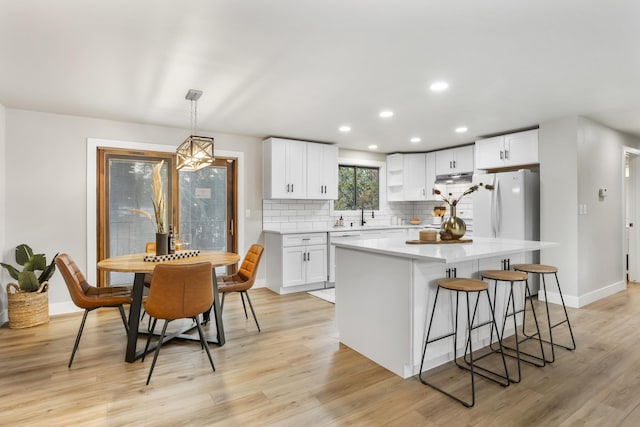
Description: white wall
xmin=0 ymin=104 xmax=6 ymax=322
xmin=577 ymin=117 xmax=634 ymax=296
xmin=540 ymin=115 xmax=640 ymax=307
xmin=539 ymin=116 xmax=580 ymax=302
xmin=3 ymin=109 xmax=264 ymax=314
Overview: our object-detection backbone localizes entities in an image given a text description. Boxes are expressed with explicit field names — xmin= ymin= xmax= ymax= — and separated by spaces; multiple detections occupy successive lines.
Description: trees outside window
xmin=335 ymin=165 xmax=379 ymax=210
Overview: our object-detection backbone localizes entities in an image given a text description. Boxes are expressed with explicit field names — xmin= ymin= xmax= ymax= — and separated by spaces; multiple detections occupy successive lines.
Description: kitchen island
xmin=333 ymin=236 xmax=556 ymax=378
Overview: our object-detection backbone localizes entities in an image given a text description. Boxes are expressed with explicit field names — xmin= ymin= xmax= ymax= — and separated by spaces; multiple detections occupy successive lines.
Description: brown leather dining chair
xmin=55 ymin=253 xmax=133 ymax=368
xmin=141 ymin=262 xmax=216 ymax=385
xmin=217 ymin=244 xmax=264 ymax=332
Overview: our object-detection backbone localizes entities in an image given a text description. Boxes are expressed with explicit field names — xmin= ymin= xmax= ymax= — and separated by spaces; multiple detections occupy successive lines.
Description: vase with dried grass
xmin=151 ymin=160 xmax=168 ymax=255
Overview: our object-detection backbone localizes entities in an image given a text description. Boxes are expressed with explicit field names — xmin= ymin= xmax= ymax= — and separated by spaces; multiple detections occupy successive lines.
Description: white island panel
xmin=336 ymin=248 xmax=413 ymax=377
xmin=334 ymin=237 xmax=557 ymax=379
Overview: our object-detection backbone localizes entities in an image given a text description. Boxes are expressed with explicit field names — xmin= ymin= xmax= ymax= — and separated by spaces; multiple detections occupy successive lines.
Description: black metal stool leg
xmin=420 ymin=285 xmax=509 ymax=408
xmin=520 ymin=271 xmax=576 ymax=361
xmin=555 ymin=272 xmax=577 ymax=350
xmin=498 ymin=281 xmax=546 ymax=377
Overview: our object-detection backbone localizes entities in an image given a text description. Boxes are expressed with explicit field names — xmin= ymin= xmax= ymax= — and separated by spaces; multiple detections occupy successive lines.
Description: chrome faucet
xmin=360 ymin=207 xmax=366 ymax=226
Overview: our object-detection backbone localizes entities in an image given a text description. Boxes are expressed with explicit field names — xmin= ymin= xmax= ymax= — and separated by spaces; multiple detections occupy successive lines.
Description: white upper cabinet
xmin=435 ymin=145 xmax=474 ymax=176
xmin=307 ymin=143 xmax=338 ymax=200
xmin=403 ymin=153 xmax=427 ymax=201
xmin=475 ymin=129 xmax=539 ymax=170
xmin=264 ymin=138 xmax=338 ymax=200
xmin=264 ymin=138 xmax=307 ymax=199
xmin=425 ymin=152 xmax=437 ymax=201
xmin=386 ymin=153 xmax=438 ymax=201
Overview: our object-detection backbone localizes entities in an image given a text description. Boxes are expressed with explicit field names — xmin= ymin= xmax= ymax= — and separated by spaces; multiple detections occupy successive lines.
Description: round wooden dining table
xmin=98 ymin=251 xmax=240 ymax=363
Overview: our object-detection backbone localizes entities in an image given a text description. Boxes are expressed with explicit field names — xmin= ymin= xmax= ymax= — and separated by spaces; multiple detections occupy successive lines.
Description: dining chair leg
xmin=141 ymin=318 xmax=158 ymax=363
xmin=118 ymin=305 xmax=129 ymax=333
xmin=69 ymin=308 xmax=92 ymax=368
xmin=146 ymin=320 xmax=169 ymax=385
xmin=194 ymin=315 xmax=216 ymax=372
xmin=243 ymin=291 xmax=261 ymax=332
xmin=240 ymin=292 xmax=248 ymax=318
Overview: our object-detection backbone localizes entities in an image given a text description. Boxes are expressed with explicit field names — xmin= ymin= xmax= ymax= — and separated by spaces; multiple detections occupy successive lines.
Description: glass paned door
xmin=98 ymin=150 xmax=176 ymax=286
xmin=97 ymin=148 xmax=237 ymax=286
xmin=179 ymin=159 xmax=237 ymax=272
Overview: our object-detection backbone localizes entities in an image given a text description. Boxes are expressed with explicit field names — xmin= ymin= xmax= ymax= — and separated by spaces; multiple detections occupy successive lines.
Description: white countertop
xmin=263 ymin=225 xmax=422 ymax=234
xmin=332 ymin=236 xmax=557 ymax=263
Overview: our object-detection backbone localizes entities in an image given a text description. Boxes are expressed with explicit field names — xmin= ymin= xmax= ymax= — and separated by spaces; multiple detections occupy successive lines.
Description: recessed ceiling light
xmin=368 ymin=145 xmax=378 ymax=150
xmin=429 ymin=81 xmax=449 ymax=92
xmin=339 ymin=125 xmax=351 ymax=132
xmin=410 ymin=137 xmax=421 ymax=143
xmin=379 ymin=110 xmax=394 ymax=118
xmin=455 ymin=126 xmax=468 ymax=133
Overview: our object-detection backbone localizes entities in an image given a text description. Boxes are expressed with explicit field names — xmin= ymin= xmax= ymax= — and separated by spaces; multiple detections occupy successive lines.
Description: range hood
xmin=434 ymin=172 xmax=473 ymax=184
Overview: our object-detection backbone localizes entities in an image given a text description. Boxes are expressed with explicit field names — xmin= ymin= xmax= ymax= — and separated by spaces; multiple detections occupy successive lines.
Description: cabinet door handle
xmin=505 ymin=150 xmax=510 ymax=160
xmin=307 ymin=252 xmax=311 ymax=261
xmin=500 ymin=150 xmax=504 ymax=160
xmin=453 ymin=160 xmax=456 ymax=169
xmin=452 ymin=267 xmax=457 ymax=278
xmin=291 ymin=183 xmax=294 ymax=192
xmin=449 ymin=161 xmax=452 ymax=168
xmin=302 ymin=238 xmax=311 ymax=241
xmin=303 ymin=252 xmax=307 ymax=261
xmin=446 ymin=268 xmax=451 ymax=278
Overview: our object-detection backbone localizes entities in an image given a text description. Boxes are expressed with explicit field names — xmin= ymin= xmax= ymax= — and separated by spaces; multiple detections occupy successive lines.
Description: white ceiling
xmin=1 ymin=0 xmax=639 ymax=153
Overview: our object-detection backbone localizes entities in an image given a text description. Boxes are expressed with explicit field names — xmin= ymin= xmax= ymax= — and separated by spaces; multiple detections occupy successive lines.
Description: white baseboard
xmin=539 ymin=280 xmax=626 ymax=308
xmin=50 ymin=302 xmax=83 ymax=316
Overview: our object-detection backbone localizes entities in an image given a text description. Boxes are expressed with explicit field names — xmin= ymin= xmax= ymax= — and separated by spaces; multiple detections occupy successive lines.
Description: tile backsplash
xmin=263 ymin=182 xmax=475 ymax=231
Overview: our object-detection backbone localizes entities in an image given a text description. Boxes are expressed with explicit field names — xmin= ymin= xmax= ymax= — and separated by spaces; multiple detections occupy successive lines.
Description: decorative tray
xmin=406 ymin=238 xmax=473 ymax=245
xmin=143 ymin=249 xmax=201 ymax=262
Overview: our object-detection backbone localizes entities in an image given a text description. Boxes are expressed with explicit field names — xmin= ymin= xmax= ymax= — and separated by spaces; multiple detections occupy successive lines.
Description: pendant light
xmin=176 ymin=89 xmax=215 ymax=171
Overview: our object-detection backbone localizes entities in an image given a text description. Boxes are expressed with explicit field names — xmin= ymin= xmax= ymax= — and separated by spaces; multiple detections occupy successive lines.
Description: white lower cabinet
xmin=266 ymin=232 xmax=327 ymax=294
xmin=283 ymin=244 xmax=327 ymax=286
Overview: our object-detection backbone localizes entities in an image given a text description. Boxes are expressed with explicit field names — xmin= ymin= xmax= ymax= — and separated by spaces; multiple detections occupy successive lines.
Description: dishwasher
xmin=328 ymin=230 xmax=363 ymax=286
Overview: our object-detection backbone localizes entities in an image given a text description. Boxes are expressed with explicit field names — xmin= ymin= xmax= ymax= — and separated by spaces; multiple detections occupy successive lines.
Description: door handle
xmin=307 ymin=252 xmax=311 ymax=261
xmin=303 ymin=252 xmax=307 ymax=261
xmin=500 ymin=150 xmax=504 ymax=160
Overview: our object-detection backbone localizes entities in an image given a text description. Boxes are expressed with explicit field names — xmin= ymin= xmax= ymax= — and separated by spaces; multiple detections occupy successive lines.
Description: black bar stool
xmin=513 ymin=264 xmax=576 ymax=363
xmin=419 ymin=277 xmax=509 ymax=408
xmin=481 ymin=269 xmax=546 ymax=383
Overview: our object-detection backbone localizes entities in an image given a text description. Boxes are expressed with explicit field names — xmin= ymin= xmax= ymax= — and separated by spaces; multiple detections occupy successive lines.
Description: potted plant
xmin=1 ymin=244 xmax=58 ymax=328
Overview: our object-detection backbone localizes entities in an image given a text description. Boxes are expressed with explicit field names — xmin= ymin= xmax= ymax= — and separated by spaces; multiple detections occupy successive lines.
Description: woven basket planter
xmin=6 ymin=282 xmax=49 ymax=329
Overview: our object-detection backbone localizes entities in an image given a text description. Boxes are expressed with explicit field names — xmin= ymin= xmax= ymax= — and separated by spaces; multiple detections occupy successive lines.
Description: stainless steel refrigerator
xmin=473 ymin=169 xmax=540 ymax=290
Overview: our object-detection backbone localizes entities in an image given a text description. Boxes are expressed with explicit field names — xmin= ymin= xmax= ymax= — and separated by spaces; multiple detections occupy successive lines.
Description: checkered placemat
xmin=143 ymin=249 xmax=201 ymax=262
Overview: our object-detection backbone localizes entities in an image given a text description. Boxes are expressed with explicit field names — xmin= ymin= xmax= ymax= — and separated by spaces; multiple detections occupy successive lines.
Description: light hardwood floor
xmin=2 ymin=285 xmax=640 ymax=426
